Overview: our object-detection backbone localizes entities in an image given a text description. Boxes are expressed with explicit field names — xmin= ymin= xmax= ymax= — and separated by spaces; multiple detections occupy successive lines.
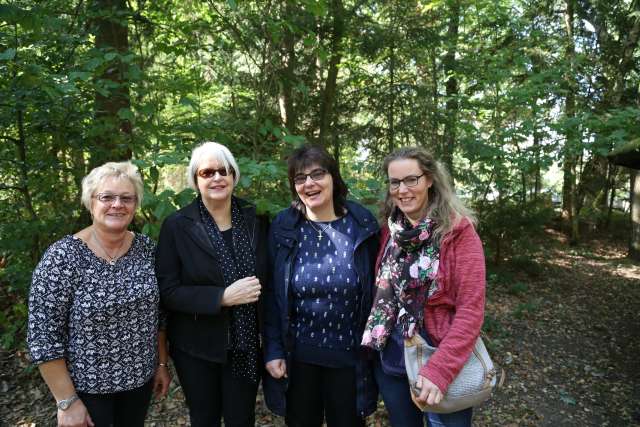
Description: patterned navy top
xmin=291 ymin=214 xmax=360 ymax=366
xmin=28 ymin=233 xmax=161 ymax=394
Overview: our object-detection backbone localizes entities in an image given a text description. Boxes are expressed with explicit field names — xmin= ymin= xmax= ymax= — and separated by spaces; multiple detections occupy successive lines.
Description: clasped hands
xmin=221 ymin=276 xmax=261 ymax=306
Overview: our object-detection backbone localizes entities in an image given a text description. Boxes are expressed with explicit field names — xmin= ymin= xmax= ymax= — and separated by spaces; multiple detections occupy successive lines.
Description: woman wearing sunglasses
xmin=361 ymin=147 xmax=485 ymax=427
xmin=155 ymin=141 xmax=269 ymax=427
xmin=263 ymin=144 xmax=379 ymax=427
xmin=28 ymin=161 xmax=170 ymax=427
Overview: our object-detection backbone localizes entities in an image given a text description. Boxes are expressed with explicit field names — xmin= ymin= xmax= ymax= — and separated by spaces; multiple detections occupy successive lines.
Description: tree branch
xmin=0 ymin=135 xmax=20 ymax=144
xmin=0 ymin=184 xmax=22 ymax=191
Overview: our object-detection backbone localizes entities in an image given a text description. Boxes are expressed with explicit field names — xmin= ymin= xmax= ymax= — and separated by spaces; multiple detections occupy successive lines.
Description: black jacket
xmin=155 ymin=197 xmax=270 ymax=362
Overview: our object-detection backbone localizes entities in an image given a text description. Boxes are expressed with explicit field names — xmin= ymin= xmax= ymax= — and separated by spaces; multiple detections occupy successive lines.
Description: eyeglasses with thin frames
xmin=388 ymin=173 xmax=425 ymax=190
xmin=293 ymin=168 xmax=328 ymax=186
xmin=93 ymin=193 xmax=137 ymax=205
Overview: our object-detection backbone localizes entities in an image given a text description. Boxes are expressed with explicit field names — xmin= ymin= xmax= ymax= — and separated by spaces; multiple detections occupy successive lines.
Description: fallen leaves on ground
xmin=2 ymin=230 xmax=638 ymax=426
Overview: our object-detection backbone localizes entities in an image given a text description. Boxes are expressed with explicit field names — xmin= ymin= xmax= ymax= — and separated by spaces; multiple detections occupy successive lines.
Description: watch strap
xmin=56 ymin=393 xmax=79 ymax=410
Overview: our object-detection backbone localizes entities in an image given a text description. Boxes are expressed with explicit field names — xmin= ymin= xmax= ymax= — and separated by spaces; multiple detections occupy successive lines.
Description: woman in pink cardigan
xmin=362 ymin=147 xmax=485 ymax=427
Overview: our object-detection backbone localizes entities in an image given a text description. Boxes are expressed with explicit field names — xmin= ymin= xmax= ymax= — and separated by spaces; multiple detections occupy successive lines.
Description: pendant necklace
xmin=92 ymin=228 xmax=125 ymax=265
xmin=307 ymin=219 xmax=332 ymax=241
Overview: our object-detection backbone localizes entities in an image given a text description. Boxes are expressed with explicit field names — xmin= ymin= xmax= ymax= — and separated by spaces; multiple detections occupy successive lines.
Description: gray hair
xmin=81 ymin=161 xmax=144 ymax=211
xmin=186 ymin=141 xmax=241 ymax=192
xmin=381 ymin=146 xmax=477 ymax=245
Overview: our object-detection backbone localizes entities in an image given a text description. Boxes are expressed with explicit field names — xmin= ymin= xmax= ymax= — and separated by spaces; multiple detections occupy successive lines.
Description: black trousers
xmin=171 ymin=347 xmax=258 ymax=427
xmin=285 ymin=359 xmax=365 ymax=427
xmin=77 ymin=379 xmax=153 ymax=427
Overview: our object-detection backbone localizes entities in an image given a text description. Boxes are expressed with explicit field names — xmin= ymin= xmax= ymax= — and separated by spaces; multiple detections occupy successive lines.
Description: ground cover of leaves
xmin=2 ymin=229 xmax=639 ymax=426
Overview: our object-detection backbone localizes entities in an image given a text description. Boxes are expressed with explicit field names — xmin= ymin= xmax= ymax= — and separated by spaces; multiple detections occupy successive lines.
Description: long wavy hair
xmin=381 ymin=146 xmax=476 ymax=244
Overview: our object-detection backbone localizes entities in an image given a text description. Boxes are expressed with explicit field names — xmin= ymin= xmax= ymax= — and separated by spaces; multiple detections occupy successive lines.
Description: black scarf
xmin=199 ymin=197 xmax=259 ymax=382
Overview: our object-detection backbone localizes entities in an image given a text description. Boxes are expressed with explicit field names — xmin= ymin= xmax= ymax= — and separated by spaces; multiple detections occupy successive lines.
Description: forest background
xmin=1 ymin=0 xmax=639 ymax=425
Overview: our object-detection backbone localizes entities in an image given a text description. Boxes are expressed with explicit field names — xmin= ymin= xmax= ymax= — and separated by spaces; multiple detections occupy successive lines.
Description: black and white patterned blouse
xmin=28 ymin=233 xmax=161 ymax=394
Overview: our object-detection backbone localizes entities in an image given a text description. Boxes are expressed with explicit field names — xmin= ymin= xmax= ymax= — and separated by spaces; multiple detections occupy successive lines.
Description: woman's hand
xmin=415 ymin=375 xmax=444 ymax=406
xmin=153 ymin=365 xmax=171 ymax=399
xmin=221 ymin=276 xmax=261 ymax=306
xmin=265 ymin=359 xmax=287 ymax=379
xmin=57 ymin=399 xmax=94 ymax=427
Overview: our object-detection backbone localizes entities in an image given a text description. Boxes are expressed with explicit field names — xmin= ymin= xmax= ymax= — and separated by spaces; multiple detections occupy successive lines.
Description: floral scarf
xmin=361 ymin=208 xmax=440 ymax=351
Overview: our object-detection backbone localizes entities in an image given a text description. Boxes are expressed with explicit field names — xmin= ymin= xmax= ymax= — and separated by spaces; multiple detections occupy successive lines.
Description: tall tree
xmin=92 ymin=0 xmax=133 ymax=165
xmin=441 ymin=0 xmax=461 ymax=178
xmin=562 ymin=0 xmax=580 ymax=243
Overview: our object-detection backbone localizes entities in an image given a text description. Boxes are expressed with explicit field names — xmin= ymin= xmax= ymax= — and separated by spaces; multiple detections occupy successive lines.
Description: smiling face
xmin=196 ymin=155 xmax=234 ymax=205
xmin=294 ymin=163 xmax=335 ymax=218
xmin=91 ymin=176 xmax=137 ymax=232
xmin=387 ymin=158 xmax=433 ymax=224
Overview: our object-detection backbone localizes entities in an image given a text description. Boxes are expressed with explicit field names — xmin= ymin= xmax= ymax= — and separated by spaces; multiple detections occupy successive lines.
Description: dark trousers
xmin=77 ymin=379 xmax=153 ymax=427
xmin=373 ymin=358 xmax=472 ymax=427
xmin=171 ymin=347 xmax=258 ymax=427
xmin=285 ymin=359 xmax=365 ymax=427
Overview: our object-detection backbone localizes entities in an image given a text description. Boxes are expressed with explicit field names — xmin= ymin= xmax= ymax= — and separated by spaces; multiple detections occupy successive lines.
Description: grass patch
xmin=513 ymin=297 xmax=542 ymax=319
xmin=507 ymin=282 xmax=528 ymax=295
xmin=508 ymin=255 xmax=544 ymax=278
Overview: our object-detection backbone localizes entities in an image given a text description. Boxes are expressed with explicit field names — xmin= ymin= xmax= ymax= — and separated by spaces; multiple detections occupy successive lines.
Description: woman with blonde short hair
xmin=28 ymin=161 xmax=170 ymax=427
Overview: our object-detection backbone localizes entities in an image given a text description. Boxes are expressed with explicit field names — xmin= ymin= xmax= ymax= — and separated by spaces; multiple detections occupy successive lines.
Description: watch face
xmin=57 ymin=395 xmax=77 ymax=410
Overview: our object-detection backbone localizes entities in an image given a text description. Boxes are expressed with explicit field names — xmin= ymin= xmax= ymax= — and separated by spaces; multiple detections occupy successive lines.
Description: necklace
xmin=91 ymin=229 xmax=126 ymax=265
xmin=307 ymin=219 xmax=332 ymax=241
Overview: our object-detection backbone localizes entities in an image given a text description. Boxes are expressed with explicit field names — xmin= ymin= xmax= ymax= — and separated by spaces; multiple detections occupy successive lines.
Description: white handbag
xmin=404 ymin=334 xmax=502 ymax=413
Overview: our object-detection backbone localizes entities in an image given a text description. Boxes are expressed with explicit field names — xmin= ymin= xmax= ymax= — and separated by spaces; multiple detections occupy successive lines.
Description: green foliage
xmin=1 ymin=0 xmax=638 ymax=350
xmin=507 ymin=281 xmax=529 ymax=296
xmin=477 ymin=198 xmax=555 ymax=264
xmin=513 ymin=298 xmax=542 ymax=319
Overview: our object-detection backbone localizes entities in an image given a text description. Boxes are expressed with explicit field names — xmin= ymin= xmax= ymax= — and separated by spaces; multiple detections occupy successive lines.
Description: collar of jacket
xmin=179 ymin=196 xmax=259 ymax=256
xmin=275 ymin=200 xmax=378 ymax=246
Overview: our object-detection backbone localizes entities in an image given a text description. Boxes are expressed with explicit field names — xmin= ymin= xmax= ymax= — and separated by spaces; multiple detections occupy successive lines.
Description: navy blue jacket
xmin=262 ymin=200 xmax=380 ymax=417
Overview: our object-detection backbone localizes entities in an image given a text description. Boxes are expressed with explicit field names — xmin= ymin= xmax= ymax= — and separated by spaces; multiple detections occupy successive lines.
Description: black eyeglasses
xmin=293 ymin=168 xmax=328 ymax=185
xmin=388 ymin=173 xmax=425 ymax=190
xmin=197 ymin=167 xmax=234 ymax=179
xmin=93 ymin=193 xmax=137 ymax=205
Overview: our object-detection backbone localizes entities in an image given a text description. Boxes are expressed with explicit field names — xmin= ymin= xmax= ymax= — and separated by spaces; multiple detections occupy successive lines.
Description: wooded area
xmin=1 ymin=0 xmax=639 ymax=425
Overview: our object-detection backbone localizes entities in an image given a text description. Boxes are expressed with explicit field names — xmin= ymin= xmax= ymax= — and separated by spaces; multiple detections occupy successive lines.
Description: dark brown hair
xmin=287 ymin=144 xmax=348 ymax=216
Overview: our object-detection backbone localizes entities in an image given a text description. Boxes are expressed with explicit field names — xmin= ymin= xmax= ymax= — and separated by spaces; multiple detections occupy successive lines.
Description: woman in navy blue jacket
xmin=263 ymin=144 xmax=379 ymax=427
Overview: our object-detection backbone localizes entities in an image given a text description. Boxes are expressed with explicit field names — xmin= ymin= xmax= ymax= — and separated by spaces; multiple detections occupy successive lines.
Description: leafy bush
xmin=477 ymin=198 xmax=555 ymax=265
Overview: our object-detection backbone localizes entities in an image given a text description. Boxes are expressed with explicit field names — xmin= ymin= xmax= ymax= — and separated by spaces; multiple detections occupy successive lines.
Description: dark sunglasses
xmin=197 ymin=167 xmax=234 ymax=179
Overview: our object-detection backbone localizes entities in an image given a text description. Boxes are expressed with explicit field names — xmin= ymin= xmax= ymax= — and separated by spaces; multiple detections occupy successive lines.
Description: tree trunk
xmin=562 ymin=0 xmax=579 ymax=244
xmin=630 ymin=170 xmax=640 ymax=260
xmin=92 ymin=0 xmax=132 ymax=166
xmin=279 ymin=2 xmax=298 ymax=134
xmin=605 ymin=166 xmax=617 ymax=229
xmin=318 ymin=0 xmax=344 ymax=147
xmin=387 ymin=39 xmax=396 ymax=153
xmin=442 ymin=0 xmax=460 ymax=179
xmin=532 ymin=129 xmax=541 ymax=201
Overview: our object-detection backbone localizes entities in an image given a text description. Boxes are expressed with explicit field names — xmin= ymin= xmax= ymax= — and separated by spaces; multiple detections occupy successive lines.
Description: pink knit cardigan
xmin=376 ymin=217 xmax=486 ymax=393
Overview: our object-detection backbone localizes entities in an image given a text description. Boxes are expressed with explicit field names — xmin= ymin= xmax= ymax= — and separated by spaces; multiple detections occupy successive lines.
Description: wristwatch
xmin=56 ymin=394 xmax=79 ymax=410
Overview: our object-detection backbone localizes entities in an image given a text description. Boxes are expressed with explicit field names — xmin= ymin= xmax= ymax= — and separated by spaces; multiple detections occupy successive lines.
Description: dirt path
xmin=474 ymin=230 xmax=640 ymax=426
xmin=3 ymin=230 xmax=639 ymax=426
